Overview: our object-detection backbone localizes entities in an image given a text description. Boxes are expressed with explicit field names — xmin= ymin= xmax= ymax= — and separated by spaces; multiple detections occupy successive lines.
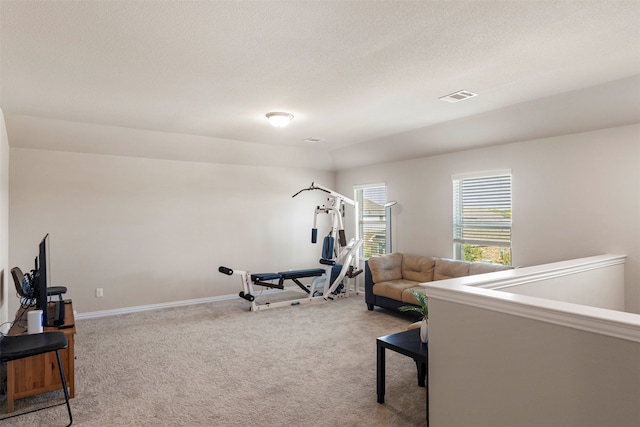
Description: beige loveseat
xmin=364 ymin=252 xmax=513 ymax=313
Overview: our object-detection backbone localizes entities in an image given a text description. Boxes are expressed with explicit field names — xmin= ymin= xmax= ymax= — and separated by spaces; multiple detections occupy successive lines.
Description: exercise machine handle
xmin=218 ymin=266 xmax=234 ymax=275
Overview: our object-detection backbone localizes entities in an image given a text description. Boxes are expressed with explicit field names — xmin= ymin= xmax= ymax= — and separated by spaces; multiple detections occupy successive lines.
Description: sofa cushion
xmin=368 ymin=253 xmax=403 ymax=283
xmin=402 ymin=254 xmax=436 ymax=282
xmin=401 ymin=286 xmax=427 ymax=305
xmin=372 ymin=280 xmax=416 ymax=300
xmin=434 ymin=259 xmax=471 ymax=280
xmin=469 ymin=262 xmax=514 ymax=275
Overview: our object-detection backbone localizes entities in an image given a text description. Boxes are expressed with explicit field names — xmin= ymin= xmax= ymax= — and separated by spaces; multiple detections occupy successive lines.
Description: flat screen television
xmin=35 ymin=233 xmax=51 ymax=325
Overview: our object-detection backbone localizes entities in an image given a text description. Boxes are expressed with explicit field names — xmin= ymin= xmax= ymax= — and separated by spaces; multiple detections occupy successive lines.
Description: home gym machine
xmin=218 ymin=182 xmax=363 ymax=311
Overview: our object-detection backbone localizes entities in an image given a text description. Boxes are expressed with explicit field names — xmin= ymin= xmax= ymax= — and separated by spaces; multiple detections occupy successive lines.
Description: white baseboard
xmin=75 ymin=283 xmax=357 ymax=320
xmin=75 ymin=293 xmax=239 ymax=320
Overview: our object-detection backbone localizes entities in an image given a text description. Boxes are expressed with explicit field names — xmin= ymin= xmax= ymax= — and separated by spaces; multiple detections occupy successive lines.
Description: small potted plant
xmin=399 ymin=289 xmax=429 ymax=343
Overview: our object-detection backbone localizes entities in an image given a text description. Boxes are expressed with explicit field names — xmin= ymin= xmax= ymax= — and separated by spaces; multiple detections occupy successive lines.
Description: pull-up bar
xmin=292 ymin=182 xmax=355 ymax=206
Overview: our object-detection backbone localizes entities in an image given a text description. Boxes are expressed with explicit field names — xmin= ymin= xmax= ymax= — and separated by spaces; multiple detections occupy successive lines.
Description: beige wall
xmin=337 ymin=124 xmax=640 ymax=313
xmin=7 ymin=124 xmax=640 ymax=315
xmin=428 ymin=298 xmax=640 ymax=427
xmin=9 ymin=148 xmax=333 ymax=314
xmin=0 ymin=109 xmax=9 ymax=327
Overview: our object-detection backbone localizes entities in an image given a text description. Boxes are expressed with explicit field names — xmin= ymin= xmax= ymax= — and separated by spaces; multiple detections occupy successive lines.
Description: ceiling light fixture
xmin=302 ymin=137 xmax=324 ymax=143
xmin=266 ymin=112 xmax=294 ymax=127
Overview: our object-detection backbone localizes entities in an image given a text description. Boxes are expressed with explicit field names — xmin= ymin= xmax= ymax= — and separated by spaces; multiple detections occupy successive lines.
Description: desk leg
xmin=6 ymin=360 xmax=14 ymax=413
xmin=68 ymin=335 xmax=75 ymax=398
xmin=376 ymin=343 xmax=385 ymax=403
xmin=416 ymin=361 xmax=426 ymax=387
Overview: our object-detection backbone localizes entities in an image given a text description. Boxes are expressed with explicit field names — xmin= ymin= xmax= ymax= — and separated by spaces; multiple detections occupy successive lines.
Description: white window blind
xmin=453 ymin=172 xmax=512 ymax=248
xmin=355 ymin=185 xmax=387 ymax=259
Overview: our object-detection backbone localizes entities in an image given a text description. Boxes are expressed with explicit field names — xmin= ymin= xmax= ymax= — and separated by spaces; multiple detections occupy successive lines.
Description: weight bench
xmin=219 ymin=263 xmax=354 ymax=311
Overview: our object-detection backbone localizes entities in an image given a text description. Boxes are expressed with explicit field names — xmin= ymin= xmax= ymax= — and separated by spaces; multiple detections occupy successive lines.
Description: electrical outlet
xmin=96 ymin=288 xmax=104 ymax=298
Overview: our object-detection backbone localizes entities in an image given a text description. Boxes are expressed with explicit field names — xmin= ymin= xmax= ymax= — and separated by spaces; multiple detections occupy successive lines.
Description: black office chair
xmin=0 ymin=332 xmax=73 ymax=426
xmin=11 ymin=266 xmax=67 ymax=301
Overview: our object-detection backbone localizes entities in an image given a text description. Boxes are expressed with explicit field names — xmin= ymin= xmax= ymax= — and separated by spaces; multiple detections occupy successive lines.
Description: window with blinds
xmin=355 ymin=185 xmax=387 ymax=259
xmin=453 ymin=171 xmax=512 ymax=265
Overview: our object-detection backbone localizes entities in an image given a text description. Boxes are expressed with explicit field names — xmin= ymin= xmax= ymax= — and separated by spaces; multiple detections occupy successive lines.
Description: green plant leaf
xmin=399 ymin=289 xmax=428 ymax=319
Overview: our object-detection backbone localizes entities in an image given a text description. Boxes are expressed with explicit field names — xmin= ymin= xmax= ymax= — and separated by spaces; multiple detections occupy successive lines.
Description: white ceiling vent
xmin=439 ymin=90 xmax=478 ymax=103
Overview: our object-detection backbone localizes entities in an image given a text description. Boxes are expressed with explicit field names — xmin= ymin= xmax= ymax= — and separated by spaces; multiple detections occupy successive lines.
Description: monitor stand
xmin=47 ymin=301 xmax=65 ymax=327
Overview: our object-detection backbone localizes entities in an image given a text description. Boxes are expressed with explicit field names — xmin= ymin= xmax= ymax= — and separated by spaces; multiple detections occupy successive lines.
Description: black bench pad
xmin=251 ymin=268 xmax=326 ymax=283
xmin=278 ymin=268 xmax=325 ymax=279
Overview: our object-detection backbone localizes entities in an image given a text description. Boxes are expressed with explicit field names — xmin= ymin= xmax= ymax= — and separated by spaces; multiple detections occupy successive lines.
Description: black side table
xmin=377 ymin=328 xmax=429 ymax=424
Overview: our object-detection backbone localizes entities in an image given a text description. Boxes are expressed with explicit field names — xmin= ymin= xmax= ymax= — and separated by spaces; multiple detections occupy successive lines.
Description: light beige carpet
xmin=2 ymin=293 xmax=427 ymax=426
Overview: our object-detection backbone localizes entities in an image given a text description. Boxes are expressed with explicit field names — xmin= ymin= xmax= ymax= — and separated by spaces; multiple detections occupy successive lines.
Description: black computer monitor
xmin=35 ymin=233 xmax=50 ymax=325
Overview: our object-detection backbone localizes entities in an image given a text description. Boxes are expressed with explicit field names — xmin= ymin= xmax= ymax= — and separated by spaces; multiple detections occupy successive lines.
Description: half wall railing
xmin=423 ymin=254 xmax=640 ymax=427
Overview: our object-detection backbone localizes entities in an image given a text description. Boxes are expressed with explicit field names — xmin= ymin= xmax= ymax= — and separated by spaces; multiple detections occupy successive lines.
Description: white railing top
xmin=422 ymin=254 xmax=640 ymax=343
xmin=430 ymin=254 xmax=627 ymax=290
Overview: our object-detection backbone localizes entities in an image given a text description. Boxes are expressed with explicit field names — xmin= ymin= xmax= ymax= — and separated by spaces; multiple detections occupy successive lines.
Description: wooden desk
xmin=6 ymin=300 xmax=76 ymax=413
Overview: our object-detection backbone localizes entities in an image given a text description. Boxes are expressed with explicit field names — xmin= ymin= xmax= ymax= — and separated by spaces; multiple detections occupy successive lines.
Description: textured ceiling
xmin=1 ymin=1 xmax=639 ymax=171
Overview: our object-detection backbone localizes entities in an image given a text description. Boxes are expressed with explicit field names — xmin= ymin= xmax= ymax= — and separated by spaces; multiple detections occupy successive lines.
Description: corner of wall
xmin=0 ymin=108 xmax=9 ymax=327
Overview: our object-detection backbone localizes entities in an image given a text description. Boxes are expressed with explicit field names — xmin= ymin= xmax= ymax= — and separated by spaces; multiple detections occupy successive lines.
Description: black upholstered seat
xmin=0 ymin=332 xmax=73 ymax=426
xmin=0 ymin=332 xmax=68 ymax=362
